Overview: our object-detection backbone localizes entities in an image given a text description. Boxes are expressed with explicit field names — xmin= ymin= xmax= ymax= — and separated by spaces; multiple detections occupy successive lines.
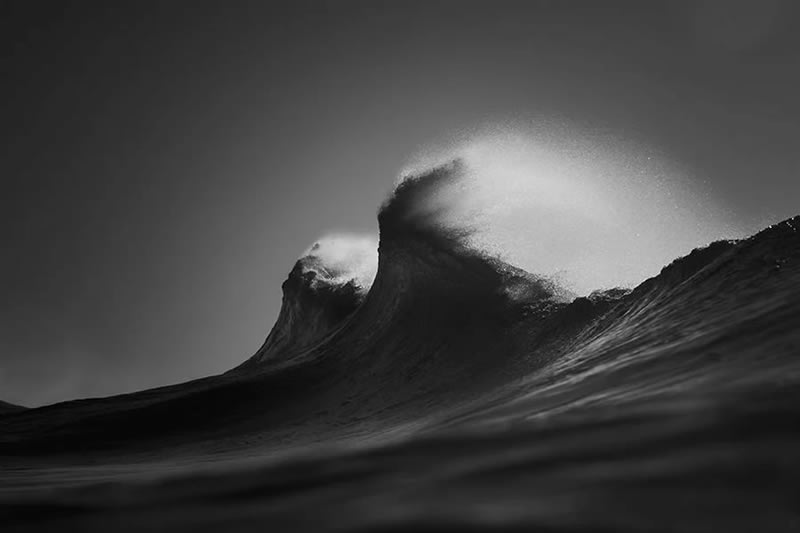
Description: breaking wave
xmin=1 ymin=151 xmax=799 ymax=533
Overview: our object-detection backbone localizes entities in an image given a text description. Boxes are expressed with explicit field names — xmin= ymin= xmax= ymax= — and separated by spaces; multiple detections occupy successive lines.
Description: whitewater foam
xmin=298 ymin=234 xmax=378 ymax=293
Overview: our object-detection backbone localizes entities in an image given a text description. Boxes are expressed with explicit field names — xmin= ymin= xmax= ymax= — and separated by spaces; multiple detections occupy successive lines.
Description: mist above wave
xmin=400 ymin=128 xmax=744 ymax=294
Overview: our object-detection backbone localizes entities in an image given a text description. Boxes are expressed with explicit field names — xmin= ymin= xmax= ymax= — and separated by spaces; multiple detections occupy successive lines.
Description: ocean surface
xmin=2 ymin=162 xmax=799 ymax=532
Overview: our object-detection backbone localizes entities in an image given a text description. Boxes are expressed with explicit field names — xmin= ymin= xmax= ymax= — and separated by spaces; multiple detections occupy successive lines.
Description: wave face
xmin=1 ymin=162 xmax=799 ymax=532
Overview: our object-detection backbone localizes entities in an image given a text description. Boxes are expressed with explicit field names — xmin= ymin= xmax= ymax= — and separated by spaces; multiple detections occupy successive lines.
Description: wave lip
xmin=377 ymin=159 xmax=472 ymax=245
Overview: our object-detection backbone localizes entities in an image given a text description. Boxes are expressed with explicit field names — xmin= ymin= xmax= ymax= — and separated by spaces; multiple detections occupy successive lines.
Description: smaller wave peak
xmin=237 ymin=235 xmax=377 ymax=369
xmin=294 ymin=235 xmax=378 ymax=295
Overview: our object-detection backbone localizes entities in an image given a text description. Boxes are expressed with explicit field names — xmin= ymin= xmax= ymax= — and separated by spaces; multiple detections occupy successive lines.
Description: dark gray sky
xmin=2 ymin=1 xmax=799 ymax=406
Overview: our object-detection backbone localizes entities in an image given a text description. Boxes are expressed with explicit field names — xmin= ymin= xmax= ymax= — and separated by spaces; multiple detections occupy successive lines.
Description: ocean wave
xmin=1 ymin=157 xmax=799 ymax=532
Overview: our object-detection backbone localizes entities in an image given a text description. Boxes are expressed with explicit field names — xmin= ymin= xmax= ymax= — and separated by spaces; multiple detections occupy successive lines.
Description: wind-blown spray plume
xmin=403 ymin=130 xmax=743 ymax=294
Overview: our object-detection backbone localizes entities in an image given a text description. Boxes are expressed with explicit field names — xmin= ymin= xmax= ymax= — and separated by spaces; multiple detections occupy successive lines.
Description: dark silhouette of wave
xmin=0 ymin=400 xmax=25 ymax=415
xmin=1 ymin=162 xmax=799 ymax=532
